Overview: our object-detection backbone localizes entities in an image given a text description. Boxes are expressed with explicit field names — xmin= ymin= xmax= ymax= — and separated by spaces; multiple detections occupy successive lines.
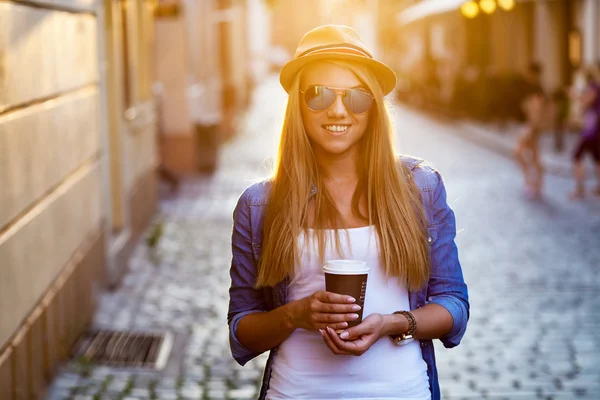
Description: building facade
xmin=156 ymin=0 xmax=269 ymax=174
xmin=0 ymin=0 xmax=158 ymax=398
xmin=390 ymin=0 xmax=600 ymax=110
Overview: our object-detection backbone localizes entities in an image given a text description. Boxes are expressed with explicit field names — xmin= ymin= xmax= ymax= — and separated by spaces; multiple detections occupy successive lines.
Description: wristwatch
xmin=389 ymin=311 xmax=417 ymax=346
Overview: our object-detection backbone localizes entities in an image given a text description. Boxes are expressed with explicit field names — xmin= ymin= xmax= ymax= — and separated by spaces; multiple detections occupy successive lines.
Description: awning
xmin=397 ymin=0 xmax=465 ymax=25
xmin=398 ymin=0 xmax=530 ymax=25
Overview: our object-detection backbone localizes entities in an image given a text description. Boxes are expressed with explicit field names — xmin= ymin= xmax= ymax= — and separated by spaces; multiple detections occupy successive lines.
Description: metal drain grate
xmin=74 ymin=330 xmax=173 ymax=369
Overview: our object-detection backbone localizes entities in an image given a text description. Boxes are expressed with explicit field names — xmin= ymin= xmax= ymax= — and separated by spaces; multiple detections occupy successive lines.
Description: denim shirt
xmin=227 ymin=156 xmax=470 ymax=400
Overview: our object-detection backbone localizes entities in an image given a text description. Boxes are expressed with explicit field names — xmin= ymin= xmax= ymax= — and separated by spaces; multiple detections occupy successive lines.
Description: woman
xmin=228 ymin=25 xmax=469 ymax=400
xmin=514 ymin=63 xmax=546 ymax=199
xmin=570 ymin=66 xmax=600 ymax=199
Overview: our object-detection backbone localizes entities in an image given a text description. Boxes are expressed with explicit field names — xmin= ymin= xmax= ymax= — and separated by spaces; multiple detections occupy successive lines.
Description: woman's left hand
xmin=320 ymin=313 xmax=385 ymax=356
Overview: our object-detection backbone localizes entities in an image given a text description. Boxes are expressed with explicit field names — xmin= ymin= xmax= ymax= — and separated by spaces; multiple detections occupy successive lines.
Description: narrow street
xmin=47 ymin=76 xmax=600 ymax=400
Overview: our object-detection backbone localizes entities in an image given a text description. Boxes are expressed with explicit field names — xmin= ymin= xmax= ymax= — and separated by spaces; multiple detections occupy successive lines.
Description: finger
xmin=326 ymin=327 xmax=359 ymax=355
xmin=321 ymin=328 xmax=352 ymax=355
xmin=338 ymin=317 xmax=378 ymax=340
xmin=327 ymin=330 xmax=365 ymax=356
xmin=319 ymin=329 xmax=339 ymax=354
xmin=316 ymin=321 xmax=348 ymax=331
xmin=316 ymin=291 xmax=356 ymax=304
xmin=317 ymin=302 xmax=362 ymax=314
xmin=314 ymin=313 xmax=360 ymax=324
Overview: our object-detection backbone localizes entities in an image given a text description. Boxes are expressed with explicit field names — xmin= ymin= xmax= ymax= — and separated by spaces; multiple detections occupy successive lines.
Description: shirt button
xmin=427 ymin=237 xmax=432 ymax=243
xmin=421 ymin=342 xmax=426 ymax=347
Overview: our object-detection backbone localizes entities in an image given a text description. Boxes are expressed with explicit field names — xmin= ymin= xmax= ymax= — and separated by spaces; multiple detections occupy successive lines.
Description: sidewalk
xmin=44 ymin=77 xmax=287 ymax=400
xmin=455 ymin=120 xmax=597 ymax=179
xmin=45 ymin=75 xmax=600 ymax=400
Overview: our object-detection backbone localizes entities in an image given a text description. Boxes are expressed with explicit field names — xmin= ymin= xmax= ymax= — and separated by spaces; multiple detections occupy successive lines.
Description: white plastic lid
xmin=322 ymin=260 xmax=369 ymax=275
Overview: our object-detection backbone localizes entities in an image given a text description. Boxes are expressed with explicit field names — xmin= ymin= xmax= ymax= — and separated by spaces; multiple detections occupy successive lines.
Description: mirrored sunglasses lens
xmin=305 ymin=86 xmax=335 ymax=111
xmin=344 ymin=89 xmax=373 ymax=113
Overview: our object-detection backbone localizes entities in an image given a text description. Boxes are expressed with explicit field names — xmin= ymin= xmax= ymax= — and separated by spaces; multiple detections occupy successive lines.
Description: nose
xmin=327 ymin=93 xmax=348 ymax=118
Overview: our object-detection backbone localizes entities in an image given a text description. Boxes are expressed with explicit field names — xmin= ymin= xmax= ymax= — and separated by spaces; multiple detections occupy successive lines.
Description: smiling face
xmin=300 ymin=62 xmax=371 ymax=160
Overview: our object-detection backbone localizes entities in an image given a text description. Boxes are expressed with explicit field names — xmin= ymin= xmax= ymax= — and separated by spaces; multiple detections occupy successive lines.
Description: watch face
xmin=397 ymin=336 xmax=414 ymax=346
xmin=391 ymin=334 xmax=414 ymax=346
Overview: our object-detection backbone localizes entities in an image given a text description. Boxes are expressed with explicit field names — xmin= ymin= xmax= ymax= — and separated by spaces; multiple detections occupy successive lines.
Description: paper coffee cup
xmin=323 ymin=260 xmax=369 ymax=331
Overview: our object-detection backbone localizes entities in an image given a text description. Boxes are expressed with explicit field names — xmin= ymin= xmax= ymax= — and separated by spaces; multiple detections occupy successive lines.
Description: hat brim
xmin=279 ymin=52 xmax=397 ymax=96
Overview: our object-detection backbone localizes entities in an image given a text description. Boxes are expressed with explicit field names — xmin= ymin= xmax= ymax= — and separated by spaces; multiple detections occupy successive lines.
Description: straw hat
xmin=279 ymin=25 xmax=397 ymax=95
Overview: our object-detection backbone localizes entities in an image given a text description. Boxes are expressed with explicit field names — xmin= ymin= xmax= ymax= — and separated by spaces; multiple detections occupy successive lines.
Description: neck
xmin=314 ymin=149 xmax=359 ymax=183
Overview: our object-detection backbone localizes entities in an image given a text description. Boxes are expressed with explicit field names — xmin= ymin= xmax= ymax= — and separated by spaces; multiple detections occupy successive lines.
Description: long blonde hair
xmin=256 ymin=60 xmax=430 ymax=291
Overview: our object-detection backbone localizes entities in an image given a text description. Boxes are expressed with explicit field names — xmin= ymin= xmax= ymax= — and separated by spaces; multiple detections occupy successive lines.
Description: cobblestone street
xmin=47 ymin=76 xmax=600 ymax=400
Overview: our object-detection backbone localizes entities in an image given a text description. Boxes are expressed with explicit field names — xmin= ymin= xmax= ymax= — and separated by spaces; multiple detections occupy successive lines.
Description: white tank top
xmin=266 ymin=226 xmax=431 ymax=400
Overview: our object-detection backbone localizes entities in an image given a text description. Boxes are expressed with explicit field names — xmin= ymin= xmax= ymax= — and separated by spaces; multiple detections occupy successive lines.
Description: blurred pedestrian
xmin=569 ymin=65 xmax=600 ymax=199
xmin=228 ymin=25 xmax=469 ymax=400
xmin=514 ymin=62 xmax=546 ymax=199
xmin=551 ymin=87 xmax=569 ymax=153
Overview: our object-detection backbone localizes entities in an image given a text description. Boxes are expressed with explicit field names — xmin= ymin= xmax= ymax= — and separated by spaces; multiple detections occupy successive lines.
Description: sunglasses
xmin=300 ymin=85 xmax=374 ymax=114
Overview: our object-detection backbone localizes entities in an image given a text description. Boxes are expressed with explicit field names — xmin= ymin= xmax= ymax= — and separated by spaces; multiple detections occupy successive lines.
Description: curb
xmin=456 ymin=122 xmax=574 ymax=179
xmin=395 ymin=103 xmax=588 ymax=179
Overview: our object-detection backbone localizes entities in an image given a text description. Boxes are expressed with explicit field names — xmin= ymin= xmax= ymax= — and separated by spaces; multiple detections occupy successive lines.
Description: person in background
xmin=514 ymin=62 xmax=546 ymax=199
xmin=569 ymin=65 xmax=600 ymax=199
xmin=551 ymin=88 xmax=568 ymax=153
xmin=227 ymin=25 xmax=469 ymax=400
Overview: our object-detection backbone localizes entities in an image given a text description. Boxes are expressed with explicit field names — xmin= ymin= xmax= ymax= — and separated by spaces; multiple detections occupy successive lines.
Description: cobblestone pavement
xmin=47 ymin=76 xmax=600 ymax=400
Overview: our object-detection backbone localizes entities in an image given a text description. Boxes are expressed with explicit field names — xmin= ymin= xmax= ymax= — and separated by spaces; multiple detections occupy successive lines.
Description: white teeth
xmin=324 ymin=125 xmax=349 ymax=132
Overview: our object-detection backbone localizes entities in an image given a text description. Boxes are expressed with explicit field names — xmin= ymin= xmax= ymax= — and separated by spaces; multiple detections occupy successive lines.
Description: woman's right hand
xmin=287 ymin=291 xmax=361 ymax=331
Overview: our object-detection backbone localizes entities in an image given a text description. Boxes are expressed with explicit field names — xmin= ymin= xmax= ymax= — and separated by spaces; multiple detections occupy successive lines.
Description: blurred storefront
xmin=0 ymin=0 xmax=158 ymax=398
xmin=387 ymin=0 xmax=600 ymax=121
xmin=155 ymin=0 xmax=270 ymax=174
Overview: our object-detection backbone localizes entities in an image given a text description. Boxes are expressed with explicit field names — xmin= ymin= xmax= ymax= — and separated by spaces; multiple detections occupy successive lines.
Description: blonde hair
xmin=256 ymin=60 xmax=430 ymax=291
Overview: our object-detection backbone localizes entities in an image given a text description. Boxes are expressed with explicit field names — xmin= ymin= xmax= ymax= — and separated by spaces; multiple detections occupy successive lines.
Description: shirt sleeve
xmin=426 ymin=171 xmax=470 ymax=348
xmin=227 ymin=188 xmax=267 ymax=365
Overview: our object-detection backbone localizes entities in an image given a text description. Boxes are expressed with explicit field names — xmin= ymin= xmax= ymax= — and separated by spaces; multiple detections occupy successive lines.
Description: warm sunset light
xmin=460 ymin=1 xmax=479 ymax=18
xmin=4 ymin=0 xmax=600 ymax=398
xmin=480 ymin=0 xmax=497 ymax=14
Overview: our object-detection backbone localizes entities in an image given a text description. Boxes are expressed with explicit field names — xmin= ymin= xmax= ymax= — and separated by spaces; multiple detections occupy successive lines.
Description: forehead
xmin=300 ymin=62 xmax=363 ymax=89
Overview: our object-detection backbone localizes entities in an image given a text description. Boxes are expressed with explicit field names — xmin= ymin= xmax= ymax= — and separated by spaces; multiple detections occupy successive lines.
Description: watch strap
xmin=389 ymin=311 xmax=417 ymax=345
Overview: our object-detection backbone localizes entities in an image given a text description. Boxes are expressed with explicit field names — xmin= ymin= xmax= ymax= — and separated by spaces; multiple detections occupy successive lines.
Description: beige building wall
xmin=489 ymin=5 xmax=532 ymax=74
xmin=0 ymin=1 xmax=158 ymax=397
xmin=534 ymin=0 xmax=568 ymax=92
xmin=158 ymin=0 xmax=258 ymax=173
xmin=186 ymin=0 xmax=222 ymax=125
xmin=579 ymin=0 xmax=600 ymax=65
xmin=100 ymin=0 xmax=158 ymax=285
xmin=0 ymin=0 xmax=102 ymax=348
xmin=154 ymin=9 xmax=196 ymax=174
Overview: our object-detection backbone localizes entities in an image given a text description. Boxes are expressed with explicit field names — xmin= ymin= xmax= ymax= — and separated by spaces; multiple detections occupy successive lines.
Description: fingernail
xmin=350 ymin=314 xmax=359 ymax=320
xmin=319 ymin=329 xmax=325 ymax=336
xmin=340 ymin=331 xmax=349 ymax=339
xmin=351 ymin=305 xmax=361 ymax=311
xmin=326 ymin=326 xmax=334 ymax=333
xmin=347 ymin=297 xmax=356 ymax=303
xmin=341 ymin=322 xmax=348 ymax=328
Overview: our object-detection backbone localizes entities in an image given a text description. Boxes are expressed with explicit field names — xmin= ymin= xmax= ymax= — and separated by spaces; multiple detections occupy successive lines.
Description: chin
xmin=319 ymin=143 xmax=354 ymax=155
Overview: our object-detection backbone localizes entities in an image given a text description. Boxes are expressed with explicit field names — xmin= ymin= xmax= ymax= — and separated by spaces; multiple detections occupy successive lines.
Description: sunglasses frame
xmin=300 ymin=85 xmax=374 ymax=114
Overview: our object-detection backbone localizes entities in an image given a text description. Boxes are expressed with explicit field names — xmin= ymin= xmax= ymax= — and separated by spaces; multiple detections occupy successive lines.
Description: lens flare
xmin=460 ymin=1 xmax=479 ymax=19
xmin=498 ymin=0 xmax=515 ymax=11
xmin=480 ymin=0 xmax=497 ymax=14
